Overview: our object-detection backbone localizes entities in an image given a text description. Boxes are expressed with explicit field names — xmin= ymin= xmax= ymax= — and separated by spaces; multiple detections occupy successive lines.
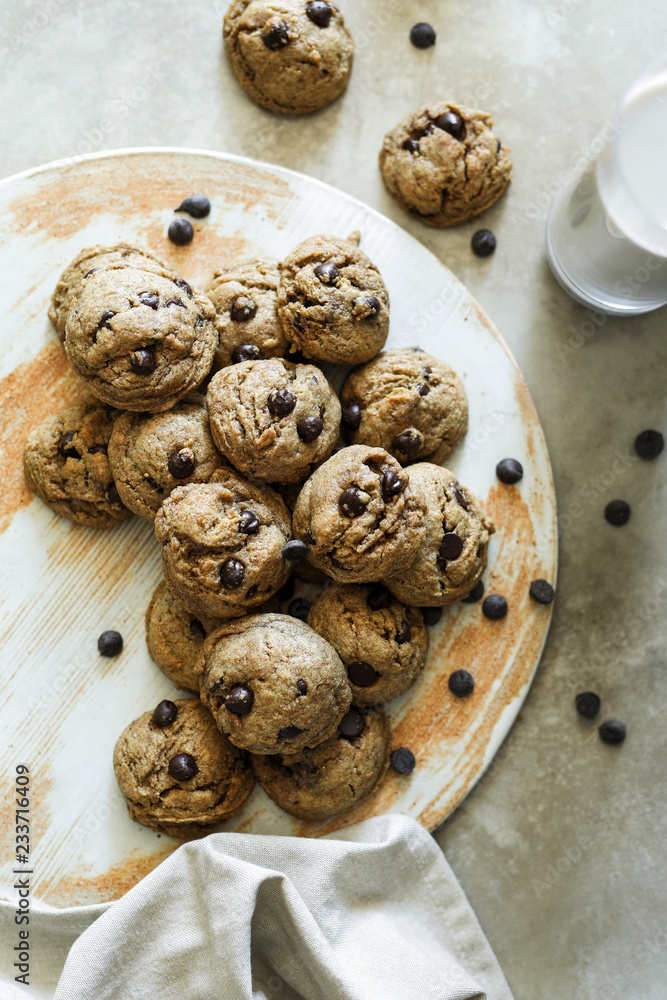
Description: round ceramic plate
xmin=0 ymin=149 xmax=557 ymax=906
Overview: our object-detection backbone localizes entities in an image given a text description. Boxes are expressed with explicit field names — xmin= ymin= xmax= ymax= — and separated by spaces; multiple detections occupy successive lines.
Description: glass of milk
xmin=546 ymin=51 xmax=667 ymax=315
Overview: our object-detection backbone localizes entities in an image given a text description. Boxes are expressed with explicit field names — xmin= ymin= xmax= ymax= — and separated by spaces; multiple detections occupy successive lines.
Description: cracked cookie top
xmin=379 ymin=102 xmax=512 ymax=227
xmin=292 ymin=444 xmax=426 ymax=583
xmin=64 ymin=265 xmax=217 ymax=411
xmin=207 ymin=357 xmax=341 ymax=485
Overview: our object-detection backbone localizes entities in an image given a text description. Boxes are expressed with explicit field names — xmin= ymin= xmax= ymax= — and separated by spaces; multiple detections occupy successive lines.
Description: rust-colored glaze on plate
xmin=0 ymin=149 xmax=557 ymax=906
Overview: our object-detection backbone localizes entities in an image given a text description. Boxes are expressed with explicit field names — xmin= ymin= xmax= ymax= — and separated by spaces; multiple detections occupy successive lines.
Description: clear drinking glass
xmin=546 ymin=51 xmax=667 ymax=315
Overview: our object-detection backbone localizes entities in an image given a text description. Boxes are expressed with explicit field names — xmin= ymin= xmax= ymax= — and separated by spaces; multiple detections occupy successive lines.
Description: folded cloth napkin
xmin=0 ymin=814 xmax=513 ymax=1000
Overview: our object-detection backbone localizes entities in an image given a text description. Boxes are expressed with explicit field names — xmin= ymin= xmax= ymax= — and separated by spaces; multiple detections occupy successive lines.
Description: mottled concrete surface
xmin=2 ymin=1 xmax=667 ymax=996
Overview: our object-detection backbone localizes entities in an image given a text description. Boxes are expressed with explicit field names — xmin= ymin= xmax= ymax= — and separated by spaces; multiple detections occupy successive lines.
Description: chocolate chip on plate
xmin=634 ymin=429 xmax=664 ymax=460
xmin=225 ymin=684 xmax=254 ymax=716
xmin=175 ymin=194 xmax=211 ymax=219
xmin=367 ymin=584 xmax=391 ymax=611
xmin=129 ymin=348 xmax=157 ymax=375
xmin=297 ymin=416 xmax=324 ymax=443
xmin=529 ymin=579 xmax=555 ymax=605
xmin=347 ymin=661 xmax=377 ymax=687
xmin=239 ymin=509 xmax=260 ymax=534
xmin=390 ymin=747 xmax=416 ymax=774
xmin=189 ymin=618 xmax=206 ymax=639
xmin=604 ymin=499 xmax=631 ymax=527
xmin=410 ymin=22 xmax=436 ymax=48
xmin=471 ymin=229 xmax=497 ymax=258
xmin=393 ymin=430 xmax=421 ymax=461
xmin=283 ymin=540 xmax=308 ymax=561
xmin=422 ymin=606 xmax=443 ymax=626
xmin=439 ymin=532 xmax=464 ymax=560
xmin=231 ymin=297 xmax=257 ymax=323
xmin=575 ymin=691 xmax=600 ymax=719
xmin=58 ymin=432 xmax=80 ymax=460
xmin=403 ymin=138 xmax=420 ymax=153
xmin=314 ymin=261 xmax=340 ymax=285
xmin=168 ymin=218 xmax=194 ymax=245
xmin=496 ymin=458 xmax=523 ymax=484
xmin=382 ymin=470 xmax=405 ymax=502
xmin=231 ymin=344 xmax=262 ymax=364
xmin=98 ymin=630 xmax=123 ymax=656
xmin=278 ymin=725 xmax=302 ymax=740
xmin=339 ymin=486 xmax=367 ymax=517
xmin=338 ymin=708 xmax=365 ymax=739
xmin=462 ymin=580 xmax=485 ymax=604
xmin=288 ymin=597 xmax=312 ymax=622
xmin=598 ymin=718 xmax=626 ymax=745
xmin=341 ymin=401 xmax=362 ymax=430
xmin=434 ymin=110 xmax=466 ymax=140
xmin=306 ymin=1 xmax=333 ymax=27
xmin=267 ymin=388 xmax=297 ymax=417
xmin=448 ymin=669 xmax=475 ymax=697
xmin=482 ymin=594 xmax=508 ymax=620
xmin=138 ymin=291 xmax=160 ymax=309
xmin=168 ymin=448 xmax=196 ymax=479
xmin=152 ymin=700 xmax=178 ymax=728
xmin=263 ymin=20 xmax=290 ymax=48
xmin=296 ymin=679 xmax=308 ymax=696
xmin=168 ymin=752 xmax=198 ymax=780
xmin=220 ymin=558 xmax=246 ymax=589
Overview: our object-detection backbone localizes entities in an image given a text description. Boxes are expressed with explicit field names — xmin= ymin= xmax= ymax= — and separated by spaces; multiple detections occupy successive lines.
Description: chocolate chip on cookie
xmin=168 ymin=752 xmax=199 ymax=781
xmin=283 ymin=540 xmax=308 ymax=561
xmin=221 ymin=558 xmax=246 ymax=589
xmin=225 ymin=684 xmax=254 ymax=716
xmin=347 ymin=661 xmax=377 ymax=687
xmin=152 ymin=700 xmax=178 ymax=728
xmin=338 ymin=708 xmax=365 ymax=739
xmin=268 ymin=389 xmax=297 ymax=417
xmin=306 ymin=1 xmax=333 ymax=27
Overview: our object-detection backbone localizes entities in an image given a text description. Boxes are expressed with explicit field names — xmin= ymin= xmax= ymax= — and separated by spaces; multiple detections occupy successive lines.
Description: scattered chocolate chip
xmin=288 ymin=597 xmax=311 ymax=622
xmin=417 ymin=383 xmax=430 ymax=396
xmin=296 ymin=679 xmax=308 ymax=696
xmin=139 ymin=291 xmax=159 ymax=309
xmin=396 ymin=620 xmax=411 ymax=644
xmin=267 ymin=388 xmax=296 ymax=417
xmin=634 ymin=429 xmax=664 ymax=460
xmin=175 ymin=194 xmax=211 ymax=218
xmin=106 ymin=482 xmax=122 ymax=505
xmin=89 ymin=444 xmax=107 ymax=455
xmin=277 ymin=577 xmax=296 ymax=603
xmin=263 ymin=20 xmax=290 ymax=48
xmin=338 ymin=708 xmax=364 ymax=739
xmin=605 ymin=499 xmax=631 ymax=527
xmin=168 ymin=448 xmax=196 ymax=479
xmin=283 ymin=540 xmax=308 ymax=561
xmin=422 ymin=606 xmax=443 ymax=626
xmin=129 ymin=348 xmax=157 ymax=375
xmin=225 ymin=684 xmax=254 ymax=715
xmin=462 ymin=580 xmax=484 ymax=604
xmin=454 ymin=488 xmax=469 ymax=510
xmin=58 ymin=432 xmax=80 ymax=460
xmin=402 ymin=138 xmax=420 ymax=153
xmin=231 ymin=343 xmax=262 ymax=364
xmin=367 ymin=584 xmax=391 ymax=611
xmin=575 ymin=691 xmax=600 ymax=719
xmin=175 ymin=278 xmax=193 ymax=298
xmin=231 ymin=297 xmax=257 ymax=322
xmin=393 ymin=430 xmax=421 ymax=461
xmin=482 ymin=594 xmax=508 ymax=620
xmin=278 ymin=725 xmax=302 ymax=740
xmin=339 ymin=486 xmax=367 ymax=517
xmin=169 ymin=752 xmax=198 ymax=780
xmin=471 ymin=230 xmax=497 ymax=258
xmin=306 ymin=0 xmax=333 ymax=26
xmin=347 ymin=661 xmax=377 ymax=687
xmin=189 ymin=619 xmax=206 ymax=639
xmin=152 ymin=700 xmax=178 ymax=727
xmin=98 ymin=630 xmax=123 ymax=656
xmin=530 ymin=579 xmax=555 ymax=605
xmin=382 ymin=470 xmax=405 ymax=502
xmin=342 ymin=401 xmax=362 ymax=430
xmin=599 ymin=719 xmax=626 ymax=745
xmin=448 ymin=669 xmax=475 ymax=697
xmin=434 ymin=110 xmax=466 ymax=140
xmin=439 ymin=532 xmax=464 ymax=560
xmin=496 ymin=458 xmax=523 ymax=484
xmin=297 ymin=416 xmax=324 ymax=443
xmin=168 ymin=218 xmax=194 ymax=245
xmin=98 ymin=310 xmax=115 ymax=330
xmin=165 ymin=297 xmax=185 ymax=308
xmin=220 ymin=558 xmax=246 ymax=589
xmin=390 ymin=747 xmax=416 ymax=775
xmin=314 ymin=261 xmax=340 ymax=285
xmin=410 ymin=22 xmax=436 ymax=48
xmin=239 ymin=510 xmax=260 ymax=534
xmin=360 ymin=295 xmax=382 ymax=316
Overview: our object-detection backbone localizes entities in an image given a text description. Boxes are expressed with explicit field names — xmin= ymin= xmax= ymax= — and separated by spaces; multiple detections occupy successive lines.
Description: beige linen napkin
xmin=0 ymin=815 xmax=513 ymax=1000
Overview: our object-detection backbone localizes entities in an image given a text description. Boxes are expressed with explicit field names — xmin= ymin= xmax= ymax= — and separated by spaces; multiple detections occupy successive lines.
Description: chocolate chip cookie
xmin=251 ymin=705 xmax=390 ymax=820
xmin=113 ymin=699 xmax=254 ymax=838
xmin=206 ymin=258 xmax=289 ymax=371
xmin=340 ymin=348 xmax=468 ymax=465
xmin=292 ymin=445 xmax=426 ymax=583
xmin=277 ymin=235 xmax=390 ymax=365
xmin=379 ymin=102 xmax=512 ymax=226
xmin=49 ymin=243 xmax=168 ymax=342
xmin=154 ymin=470 xmax=292 ymax=618
xmin=207 ymin=358 xmax=341 ymax=485
xmin=196 ymin=613 xmax=351 ymax=755
xmin=383 ymin=463 xmax=495 ymax=605
xmin=108 ymin=395 xmax=225 ymax=521
xmin=223 ymin=0 xmax=354 ymax=115
xmin=64 ymin=266 xmax=217 ymax=411
xmin=308 ymin=583 xmax=429 ymax=705
xmin=23 ymin=401 xmax=130 ymax=529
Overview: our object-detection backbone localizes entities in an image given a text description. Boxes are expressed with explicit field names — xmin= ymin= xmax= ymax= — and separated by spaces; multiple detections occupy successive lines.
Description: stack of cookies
xmin=24 ymin=228 xmax=495 ymax=835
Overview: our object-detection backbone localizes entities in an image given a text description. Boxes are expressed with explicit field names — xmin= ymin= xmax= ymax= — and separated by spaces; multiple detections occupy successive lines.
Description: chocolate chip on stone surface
xmin=220 ymin=558 xmax=246 ymax=589
xmin=263 ymin=20 xmax=290 ymax=48
xmin=138 ymin=291 xmax=159 ymax=309
xmin=342 ymin=401 xmax=362 ymax=430
xmin=390 ymin=747 xmax=416 ymax=774
xmin=339 ymin=486 xmax=367 ymax=517
xmin=267 ymin=388 xmax=296 ymax=417
xmin=439 ymin=532 xmax=463 ymax=560
xmin=422 ymin=606 xmax=443 ymax=626
xmin=239 ymin=510 xmax=261 ymax=534
xmin=283 ymin=540 xmax=308 ymax=561
xmin=189 ymin=619 xmax=206 ymax=639
xmin=225 ymin=684 xmax=254 ymax=716
xmin=410 ymin=22 xmax=436 ymax=48
xmin=634 ymin=429 xmax=664 ymax=460
xmin=313 ymin=261 xmax=340 ymax=285
xmin=575 ymin=691 xmax=600 ymax=719
xmin=604 ymin=500 xmax=631 ymax=527
xmin=471 ymin=229 xmax=497 ymax=258
xmin=168 ymin=753 xmax=198 ymax=780
xmin=278 ymin=725 xmax=302 ymax=740
xmin=347 ymin=661 xmax=377 ymax=687
xmin=482 ymin=594 xmax=508 ymax=620
xmin=338 ymin=708 xmax=365 ymax=739
xmin=168 ymin=218 xmax=194 ymax=245
xmin=598 ymin=719 xmax=626 ymax=745
xmin=448 ymin=669 xmax=475 ymax=697
xmin=98 ymin=630 xmax=123 ymax=656
xmin=367 ymin=584 xmax=391 ymax=611
xmin=296 ymin=679 xmax=308 ymax=696
xmin=231 ymin=344 xmax=262 ymax=364
xmin=175 ymin=194 xmax=211 ymax=218
xmin=152 ymin=700 xmax=178 ymax=728
xmin=496 ymin=458 xmax=523 ymax=484
xmin=434 ymin=110 xmax=465 ymax=140
xmin=381 ymin=470 xmax=405 ymax=502
xmin=297 ymin=416 xmax=324 ymax=443
xmin=58 ymin=432 xmax=80 ymax=460
xmin=306 ymin=1 xmax=333 ymax=26
xmin=529 ymin=579 xmax=555 ymax=605
xmin=129 ymin=348 xmax=157 ymax=375
xmin=231 ymin=297 xmax=258 ymax=322
xmin=168 ymin=448 xmax=196 ymax=479
xmin=462 ymin=580 xmax=484 ymax=604
xmin=392 ymin=430 xmax=421 ymax=462
xmin=288 ymin=597 xmax=312 ymax=622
